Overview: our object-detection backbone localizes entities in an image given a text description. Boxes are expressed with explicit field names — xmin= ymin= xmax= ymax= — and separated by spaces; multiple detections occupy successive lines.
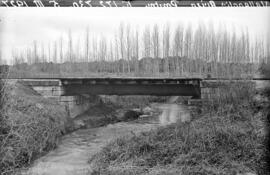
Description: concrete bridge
xmin=12 ymin=78 xmax=202 ymax=118
xmin=17 ymin=77 xmax=202 ymax=98
xmin=8 ymin=77 xmax=269 ymax=118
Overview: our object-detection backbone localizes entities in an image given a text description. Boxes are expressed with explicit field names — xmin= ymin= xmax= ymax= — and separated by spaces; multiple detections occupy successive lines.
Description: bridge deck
xmin=60 ymin=77 xmax=201 ymax=86
xmin=10 ymin=77 xmax=268 ymax=98
xmin=16 ymin=77 xmax=201 ymax=86
xmin=15 ymin=77 xmax=202 ymax=98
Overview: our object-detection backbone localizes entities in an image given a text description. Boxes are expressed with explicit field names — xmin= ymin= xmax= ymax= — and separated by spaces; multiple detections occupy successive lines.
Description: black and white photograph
xmin=0 ymin=5 xmax=269 ymax=175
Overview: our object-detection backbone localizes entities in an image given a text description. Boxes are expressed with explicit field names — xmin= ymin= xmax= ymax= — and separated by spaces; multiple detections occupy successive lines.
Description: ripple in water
xmin=158 ymin=96 xmax=191 ymax=125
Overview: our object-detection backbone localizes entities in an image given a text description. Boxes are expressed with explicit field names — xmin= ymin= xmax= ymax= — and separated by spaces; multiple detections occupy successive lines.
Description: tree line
xmin=7 ymin=21 xmax=270 ymax=78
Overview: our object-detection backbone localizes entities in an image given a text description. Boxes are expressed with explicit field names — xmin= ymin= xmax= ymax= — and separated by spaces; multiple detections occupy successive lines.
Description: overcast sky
xmin=0 ymin=7 xmax=269 ymax=63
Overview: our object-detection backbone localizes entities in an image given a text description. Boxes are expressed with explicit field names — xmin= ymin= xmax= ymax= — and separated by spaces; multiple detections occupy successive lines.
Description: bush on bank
xmin=89 ymin=82 xmax=268 ymax=175
xmin=0 ymin=81 xmax=69 ymax=174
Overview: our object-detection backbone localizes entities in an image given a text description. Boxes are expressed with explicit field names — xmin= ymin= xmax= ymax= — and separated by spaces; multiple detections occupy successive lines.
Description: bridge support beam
xmin=61 ymin=84 xmax=201 ymax=99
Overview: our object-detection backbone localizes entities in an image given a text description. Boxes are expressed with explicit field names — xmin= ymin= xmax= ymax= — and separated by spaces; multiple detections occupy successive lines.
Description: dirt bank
xmin=0 ymin=81 xmax=168 ymax=174
xmin=23 ymin=118 xmax=160 ymax=175
xmin=0 ymin=81 xmax=72 ymax=174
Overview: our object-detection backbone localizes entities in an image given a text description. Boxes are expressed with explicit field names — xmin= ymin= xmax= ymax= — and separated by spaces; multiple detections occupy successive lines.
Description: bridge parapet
xmin=18 ymin=79 xmax=61 ymax=86
xmin=18 ymin=79 xmax=64 ymax=97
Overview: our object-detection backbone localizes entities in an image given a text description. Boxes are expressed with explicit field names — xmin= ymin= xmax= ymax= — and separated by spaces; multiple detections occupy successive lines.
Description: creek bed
xmin=22 ymin=102 xmax=192 ymax=175
xmin=23 ymin=112 xmax=160 ymax=175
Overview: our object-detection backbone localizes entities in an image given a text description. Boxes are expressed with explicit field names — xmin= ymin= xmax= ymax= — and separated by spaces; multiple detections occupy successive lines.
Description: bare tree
xmin=48 ymin=43 xmax=51 ymax=63
xmin=184 ymin=24 xmax=192 ymax=74
xmin=143 ymin=26 xmax=151 ymax=58
xmin=207 ymin=22 xmax=218 ymax=77
xmin=119 ymin=22 xmax=125 ymax=73
xmin=143 ymin=25 xmax=151 ymax=74
xmin=173 ymin=24 xmax=184 ymax=57
xmin=163 ymin=24 xmax=170 ymax=74
xmin=85 ymin=27 xmax=90 ymax=63
xmin=12 ymin=49 xmax=19 ymax=65
xmin=109 ymin=40 xmax=114 ymax=62
xmin=134 ymin=27 xmax=139 ymax=75
xmin=193 ymin=22 xmax=207 ymax=75
xmin=41 ymin=43 xmax=46 ymax=63
xmin=173 ymin=24 xmax=184 ymax=75
xmin=53 ymin=41 xmax=57 ymax=63
xmin=59 ymin=36 xmax=63 ymax=63
xmin=68 ymin=29 xmax=73 ymax=62
xmin=126 ymin=23 xmax=131 ymax=73
xmin=152 ymin=24 xmax=160 ymax=75
xmin=163 ymin=23 xmax=170 ymax=58
xmin=92 ymin=36 xmax=97 ymax=62
xmin=152 ymin=24 xmax=160 ymax=58
xmin=75 ymin=37 xmax=81 ymax=62
xmin=26 ymin=47 xmax=31 ymax=64
xmin=99 ymin=36 xmax=107 ymax=72
xmin=114 ymin=32 xmax=119 ymax=73
xmin=33 ymin=40 xmax=38 ymax=63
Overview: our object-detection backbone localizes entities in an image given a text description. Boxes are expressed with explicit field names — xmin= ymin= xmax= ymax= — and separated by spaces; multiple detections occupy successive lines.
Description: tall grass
xmin=0 ymin=80 xmax=68 ymax=174
xmin=260 ymin=61 xmax=270 ymax=172
xmin=89 ymin=82 xmax=268 ymax=175
xmin=259 ymin=62 xmax=270 ymax=78
xmin=0 ymin=72 xmax=10 ymax=174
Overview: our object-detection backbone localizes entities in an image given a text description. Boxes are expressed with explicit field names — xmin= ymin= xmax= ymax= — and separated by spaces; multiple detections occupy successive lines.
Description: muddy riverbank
xmin=22 ymin=117 xmax=160 ymax=175
xmin=21 ymin=101 xmax=192 ymax=175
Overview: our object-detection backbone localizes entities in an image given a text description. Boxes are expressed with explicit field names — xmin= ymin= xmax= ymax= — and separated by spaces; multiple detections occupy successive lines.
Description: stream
xmin=23 ymin=102 xmax=190 ymax=175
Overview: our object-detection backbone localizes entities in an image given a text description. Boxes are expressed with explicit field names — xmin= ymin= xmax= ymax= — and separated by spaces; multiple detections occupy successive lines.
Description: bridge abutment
xmin=29 ymin=84 xmax=96 ymax=118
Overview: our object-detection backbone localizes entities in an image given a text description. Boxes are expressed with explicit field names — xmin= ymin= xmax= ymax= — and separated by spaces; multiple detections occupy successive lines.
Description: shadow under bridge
xmin=59 ymin=78 xmax=201 ymax=99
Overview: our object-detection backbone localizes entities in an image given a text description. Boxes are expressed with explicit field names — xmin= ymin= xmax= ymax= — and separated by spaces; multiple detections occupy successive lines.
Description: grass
xmin=88 ymin=82 xmax=269 ymax=175
xmin=259 ymin=62 xmax=270 ymax=78
xmin=0 ymin=80 xmax=70 ymax=175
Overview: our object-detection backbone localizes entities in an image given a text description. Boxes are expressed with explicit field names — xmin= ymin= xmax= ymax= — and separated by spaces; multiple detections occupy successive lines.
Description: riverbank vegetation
xmin=0 ymin=79 xmax=166 ymax=174
xmin=89 ymin=82 xmax=269 ymax=175
xmin=0 ymin=80 xmax=71 ymax=174
xmin=260 ymin=62 xmax=270 ymax=78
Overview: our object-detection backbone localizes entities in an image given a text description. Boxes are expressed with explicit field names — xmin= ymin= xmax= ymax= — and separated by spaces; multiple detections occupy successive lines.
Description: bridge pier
xmin=59 ymin=95 xmax=100 ymax=118
xmin=17 ymin=79 xmax=98 ymax=118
